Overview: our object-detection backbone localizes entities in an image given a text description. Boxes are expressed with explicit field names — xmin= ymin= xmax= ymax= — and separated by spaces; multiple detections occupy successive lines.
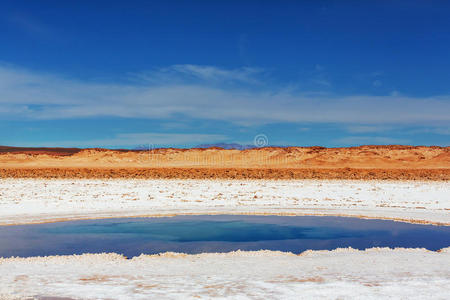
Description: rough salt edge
xmin=1 ymin=211 xmax=449 ymax=227
xmin=2 ymin=248 xmax=449 ymax=300
xmin=1 ymin=178 xmax=448 ymax=226
xmin=2 ymin=247 xmax=449 ymax=263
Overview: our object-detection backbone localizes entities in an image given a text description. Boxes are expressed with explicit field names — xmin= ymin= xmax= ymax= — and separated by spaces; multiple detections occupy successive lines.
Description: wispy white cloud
xmin=238 ymin=33 xmax=250 ymax=64
xmin=407 ymin=127 xmax=450 ymax=135
xmin=334 ymin=136 xmax=410 ymax=146
xmin=9 ymin=132 xmax=228 ymax=148
xmin=372 ymin=80 xmax=382 ymax=87
xmin=311 ymin=78 xmax=331 ymax=87
xmin=6 ymin=13 xmax=55 ymax=39
xmin=346 ymin=125 xmax=393 ymax=133
xmin=0 ymin=64 xmax=450 ymax=126
xmin=133 ymin=65 xmax=263 ymax=85
xmin=310 ymin=64 xmax=331 ymax=87
xmin=167 ymin=65 xmax=263 ymax=84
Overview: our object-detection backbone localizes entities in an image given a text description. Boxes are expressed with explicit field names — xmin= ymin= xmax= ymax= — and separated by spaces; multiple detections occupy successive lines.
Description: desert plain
xmin=0 ymin=145 xmax=449 ymax=299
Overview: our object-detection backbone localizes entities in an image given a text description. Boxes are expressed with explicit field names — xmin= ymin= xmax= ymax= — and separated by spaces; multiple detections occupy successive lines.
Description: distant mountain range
xmin=134 ymin=143 xmax=289 ymax=150
xmin=132 ymin=143 xmax=257 ymax=150
xmin=195 ymin=143 xmax=258 ymax=150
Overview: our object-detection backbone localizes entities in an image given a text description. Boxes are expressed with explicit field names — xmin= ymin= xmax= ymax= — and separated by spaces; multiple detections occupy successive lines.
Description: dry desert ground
xmin=0 ymin=145 xmax=449 ymax=299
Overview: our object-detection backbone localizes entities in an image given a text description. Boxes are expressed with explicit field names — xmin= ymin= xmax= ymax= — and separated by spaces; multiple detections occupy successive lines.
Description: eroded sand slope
xmin=1 ymin=145 xmax=449 ymax=168
xmin=1 ymin=145 xmax=449 ymax=180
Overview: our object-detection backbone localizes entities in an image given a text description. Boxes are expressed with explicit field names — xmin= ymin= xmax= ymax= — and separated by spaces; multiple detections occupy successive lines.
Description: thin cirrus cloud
xmin=334 ymin=136 xmax=410 ymax=146
xmin=1 ymin=63 xmax=450 ymax=127
xmin=162 ymin=64 xmax=263 ymax=84
xmin=131 ymin=64 xmax=264 ymax=85
xmin=10 ymin=133 xmax=228 ymax=148
xmin=6 ymin=13 xmax=55 ymax=40
xmin=346 ymin=125 xmax=394 ymax=133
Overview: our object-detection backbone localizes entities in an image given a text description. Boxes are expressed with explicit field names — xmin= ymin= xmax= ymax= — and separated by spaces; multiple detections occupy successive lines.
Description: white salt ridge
xmin=0 ymin=179 xmax=448 ymax=225
xmin=0 ymin=179 xmax=449 ymax=298
xmin=0 ymin=248 xmax=449 ymax=299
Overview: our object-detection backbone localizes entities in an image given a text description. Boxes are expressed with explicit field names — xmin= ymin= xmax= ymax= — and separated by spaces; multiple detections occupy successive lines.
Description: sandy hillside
xmin=0 ymin=145 xmax=449 ymax=180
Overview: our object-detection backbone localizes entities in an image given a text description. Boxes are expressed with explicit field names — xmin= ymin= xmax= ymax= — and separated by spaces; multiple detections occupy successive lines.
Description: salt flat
xmin=0 ymin=179 xmax=449 ymax=299
xmin=1 ymin=248 xmax=449 ymax=299
xmin=0 ymin=179 xmax=448 ymax=225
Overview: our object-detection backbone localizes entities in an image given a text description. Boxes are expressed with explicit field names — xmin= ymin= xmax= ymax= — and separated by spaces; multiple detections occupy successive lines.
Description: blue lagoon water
xmin=0 ymin=215 xmax=449 ymax=258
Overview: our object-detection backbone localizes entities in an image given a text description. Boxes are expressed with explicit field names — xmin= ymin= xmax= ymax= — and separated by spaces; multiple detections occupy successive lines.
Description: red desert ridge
xmin=0 ymin=145 xmax=448 ymax=180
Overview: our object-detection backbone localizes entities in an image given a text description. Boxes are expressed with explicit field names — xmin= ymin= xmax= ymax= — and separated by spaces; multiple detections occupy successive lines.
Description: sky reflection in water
xmin=0 ymin=215 xmax=449 ymax=258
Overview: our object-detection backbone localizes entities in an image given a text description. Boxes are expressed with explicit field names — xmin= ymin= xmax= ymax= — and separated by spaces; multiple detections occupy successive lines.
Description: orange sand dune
xmin=0 ymin=145 xmax=449 ymax=180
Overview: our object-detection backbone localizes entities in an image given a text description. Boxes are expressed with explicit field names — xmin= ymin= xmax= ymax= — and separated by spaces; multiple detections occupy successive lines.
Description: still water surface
xmin=0 ymin=215 xmax=449 ymax=258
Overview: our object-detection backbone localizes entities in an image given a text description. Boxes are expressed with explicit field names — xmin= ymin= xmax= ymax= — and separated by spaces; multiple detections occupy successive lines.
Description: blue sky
xmin=1 ymin=0 xmax=449 ymax=148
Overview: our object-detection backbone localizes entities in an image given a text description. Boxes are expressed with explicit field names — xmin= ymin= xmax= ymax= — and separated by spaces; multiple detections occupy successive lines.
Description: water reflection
xmin=0 ymin=215 xmax=449 ymax=258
